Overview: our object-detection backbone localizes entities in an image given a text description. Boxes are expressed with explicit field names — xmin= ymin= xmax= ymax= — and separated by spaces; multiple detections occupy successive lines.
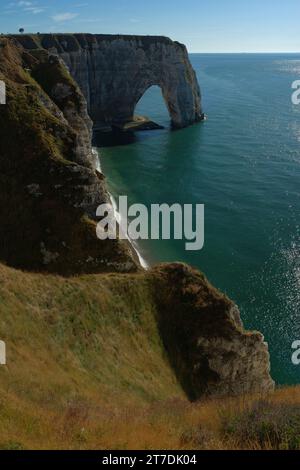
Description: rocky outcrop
xmin=152 ymin=264 xmax=274 ymax=399
xmin=13 ymin=34 xmax=203 ymax=130
xmin=0 ymin=38 xmax=137 ymax=274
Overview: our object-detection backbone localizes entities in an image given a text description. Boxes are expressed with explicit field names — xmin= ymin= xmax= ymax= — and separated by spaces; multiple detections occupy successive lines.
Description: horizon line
xmin=189 ymin=51 xmax=300 ymax=54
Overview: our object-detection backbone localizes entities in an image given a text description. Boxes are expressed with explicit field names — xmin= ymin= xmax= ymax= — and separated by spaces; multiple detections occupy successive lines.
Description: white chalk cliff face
xmin=16 ymin=34 xmax=203 ymax=129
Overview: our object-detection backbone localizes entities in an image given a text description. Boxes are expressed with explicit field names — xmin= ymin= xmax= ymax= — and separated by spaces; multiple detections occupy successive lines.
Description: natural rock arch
xmin=14 ymin=34 xmax=203 ymax=130
xmin=134 ymin=84 xmax=172 ymax=125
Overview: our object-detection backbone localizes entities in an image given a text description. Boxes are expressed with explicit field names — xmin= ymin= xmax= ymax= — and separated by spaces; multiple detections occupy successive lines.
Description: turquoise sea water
xmin=98 ymin=54 xmax=300 ymax=385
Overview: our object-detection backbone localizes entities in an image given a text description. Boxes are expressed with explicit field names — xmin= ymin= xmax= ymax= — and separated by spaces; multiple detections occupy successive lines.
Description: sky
xmin=0 ymin=0 xmax=300 ymax=53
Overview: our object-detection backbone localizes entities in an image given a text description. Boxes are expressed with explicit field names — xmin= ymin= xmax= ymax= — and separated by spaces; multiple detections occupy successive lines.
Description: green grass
xmin=0 ymin=262 xmax=298 ymax=450
xmin=0 ymin=263 xmax=181 ymax=408
xmin=0 ymin=262 xmax=185 ymax=449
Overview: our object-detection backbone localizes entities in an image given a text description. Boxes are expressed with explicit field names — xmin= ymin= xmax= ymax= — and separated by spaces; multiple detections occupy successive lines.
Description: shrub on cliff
xmin=222 ymin=400 xmax=300 ymax=450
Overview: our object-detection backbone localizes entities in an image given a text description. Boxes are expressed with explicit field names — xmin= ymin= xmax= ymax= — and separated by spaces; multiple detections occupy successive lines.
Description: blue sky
xmin=0 ymin=0 xmax=300 ymax=52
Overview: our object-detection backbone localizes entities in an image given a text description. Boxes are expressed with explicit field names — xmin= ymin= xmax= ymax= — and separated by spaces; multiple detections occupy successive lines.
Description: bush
xmin=222 ymin=400 xmax=300 ymax=450
xmin=180 ymin=425 xmax=215 ymax=449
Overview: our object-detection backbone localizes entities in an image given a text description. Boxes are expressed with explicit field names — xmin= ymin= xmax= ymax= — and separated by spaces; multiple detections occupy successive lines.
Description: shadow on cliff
xmin=150 ymin=263 xmax=275 ymax=401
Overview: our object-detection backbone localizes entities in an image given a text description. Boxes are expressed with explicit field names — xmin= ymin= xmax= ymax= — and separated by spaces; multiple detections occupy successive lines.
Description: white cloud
xmin=51 ymin=12 xmax=79 ymax=22
xmin=7 ymin=1 xmax=45 ymax=14
xmin=25 ymin=6 xmax=45 ymax=14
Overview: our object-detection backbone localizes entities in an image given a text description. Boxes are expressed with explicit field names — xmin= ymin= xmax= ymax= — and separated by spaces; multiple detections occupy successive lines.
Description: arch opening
xmin=134 ymin=85 xmax=171 ymax=130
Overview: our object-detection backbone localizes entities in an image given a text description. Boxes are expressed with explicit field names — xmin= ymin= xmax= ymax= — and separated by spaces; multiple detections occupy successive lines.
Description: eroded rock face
xmin=151 ymin=264 xmax=275 ymax=400
xmin=0 ymin=39 xmax=138 ymax=275
xmin=14 ymin=34 xmax=203 ymax=129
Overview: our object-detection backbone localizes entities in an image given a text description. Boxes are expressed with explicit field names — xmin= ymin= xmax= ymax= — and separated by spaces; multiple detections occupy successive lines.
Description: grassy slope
xmin=0 ymin=263 xmax=299 ymax=450
xmin=0 ymin=262 xmax=182 ymax=449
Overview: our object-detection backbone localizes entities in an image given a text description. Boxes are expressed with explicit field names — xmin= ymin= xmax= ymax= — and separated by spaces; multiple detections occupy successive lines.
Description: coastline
xmin=93 ymin=148 xmax=149 ymax=270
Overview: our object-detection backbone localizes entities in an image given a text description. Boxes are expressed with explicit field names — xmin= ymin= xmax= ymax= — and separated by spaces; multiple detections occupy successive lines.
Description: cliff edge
xmin=0 ymin=38 xmax=137 ymax=274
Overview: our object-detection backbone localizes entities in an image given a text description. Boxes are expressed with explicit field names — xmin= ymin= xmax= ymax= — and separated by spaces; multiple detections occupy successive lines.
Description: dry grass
xmin=0 ymin=263 xmax=299 ymax=450
xmin=1 ymin=386 xmax=300 ymax=450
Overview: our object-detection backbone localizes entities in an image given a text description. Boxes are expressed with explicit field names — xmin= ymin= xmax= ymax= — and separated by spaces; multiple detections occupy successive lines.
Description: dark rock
xmin=151 ymin=263 xmax=275 ymax=400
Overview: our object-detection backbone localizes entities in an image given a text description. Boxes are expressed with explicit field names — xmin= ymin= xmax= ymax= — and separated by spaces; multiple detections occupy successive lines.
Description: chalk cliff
xmin=14 ymin=34 xmax=203 ymax=130
xmin=0 ymin=38 xmax=137 ymax=274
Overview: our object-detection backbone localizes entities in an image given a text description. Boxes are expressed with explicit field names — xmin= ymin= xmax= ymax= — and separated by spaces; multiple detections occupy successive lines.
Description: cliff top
xmin=9 ymin=33 xmax=185 ymax=52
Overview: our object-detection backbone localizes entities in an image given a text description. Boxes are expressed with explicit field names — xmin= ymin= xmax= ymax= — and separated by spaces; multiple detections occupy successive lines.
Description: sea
xmin=97 ymin=53 xmax=300 ymax=386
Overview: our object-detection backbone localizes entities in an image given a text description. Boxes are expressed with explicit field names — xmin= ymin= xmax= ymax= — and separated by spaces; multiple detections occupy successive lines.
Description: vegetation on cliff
xmin=0 ymin=262 xmax=297 ymax=450
xmin=0 ymin=38 xmax=136 ymax=274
